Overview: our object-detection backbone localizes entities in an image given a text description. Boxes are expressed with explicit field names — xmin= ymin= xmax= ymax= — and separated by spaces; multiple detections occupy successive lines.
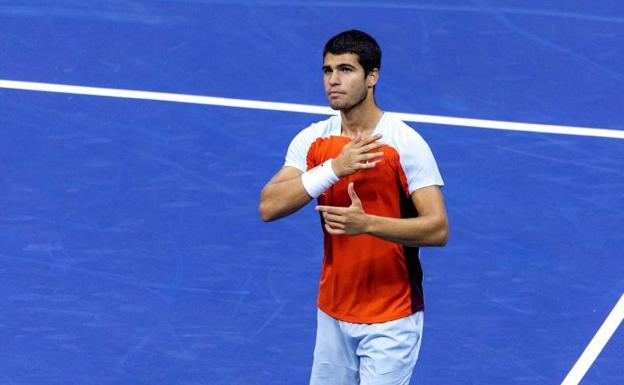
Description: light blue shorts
xmin=310 ymin=309 xmax=423 ymax=385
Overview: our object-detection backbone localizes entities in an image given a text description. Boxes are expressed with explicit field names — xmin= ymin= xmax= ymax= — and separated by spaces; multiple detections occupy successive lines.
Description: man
xmin=259 ymin=30 xmax=448 ymax=385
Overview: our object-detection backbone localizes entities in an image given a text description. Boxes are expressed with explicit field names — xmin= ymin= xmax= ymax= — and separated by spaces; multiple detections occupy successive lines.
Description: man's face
xmin=322 ymin=53 xmax=374 ymax=111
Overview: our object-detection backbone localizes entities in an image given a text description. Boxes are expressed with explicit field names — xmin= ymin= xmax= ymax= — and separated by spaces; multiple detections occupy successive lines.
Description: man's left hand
xmin=316 ymin=182 xmax=370 ymax=235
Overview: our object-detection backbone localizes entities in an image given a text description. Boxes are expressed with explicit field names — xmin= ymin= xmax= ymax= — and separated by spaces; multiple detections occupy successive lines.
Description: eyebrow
xmin=322 ymin=63 xmax=357 ymax=70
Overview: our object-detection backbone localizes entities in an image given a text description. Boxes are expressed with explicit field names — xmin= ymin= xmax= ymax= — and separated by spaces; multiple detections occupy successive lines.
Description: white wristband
xmin=301 ymin=159 xmax=339 ymax=198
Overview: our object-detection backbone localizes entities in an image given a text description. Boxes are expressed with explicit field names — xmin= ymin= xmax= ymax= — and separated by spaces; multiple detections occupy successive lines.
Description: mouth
xmin=327 ymin=91 xmax=344 ymax=97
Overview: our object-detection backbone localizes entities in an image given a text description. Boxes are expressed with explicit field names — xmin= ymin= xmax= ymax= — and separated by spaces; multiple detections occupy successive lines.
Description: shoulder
xmin=284 ymin=115 xmax=340 ymax=171
xmin=378 ymin=114 xmax=431 ymax=150
xmin=288 ymin=115 xmax=340 ymax=151
xmin=378 ymin=114 xmax=444 ymax=190
xmin=294 ymin=115 xmax=340 ymax=141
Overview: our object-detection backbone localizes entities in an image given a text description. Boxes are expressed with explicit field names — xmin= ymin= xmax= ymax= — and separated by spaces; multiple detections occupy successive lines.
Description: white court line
xmin=561 ymin=294 xmax=624 ymax=385
xmin=1 ymin=79 xmax=623 ymax=139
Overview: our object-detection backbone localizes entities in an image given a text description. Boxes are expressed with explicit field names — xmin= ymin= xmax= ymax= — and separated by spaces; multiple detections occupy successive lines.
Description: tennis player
xmin=259 ymin=30 xmax=448 ymax=385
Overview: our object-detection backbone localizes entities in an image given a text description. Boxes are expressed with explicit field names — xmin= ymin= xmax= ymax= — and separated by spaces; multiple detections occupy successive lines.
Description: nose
xmin=328 ymin=70 xmax=340 ymax=86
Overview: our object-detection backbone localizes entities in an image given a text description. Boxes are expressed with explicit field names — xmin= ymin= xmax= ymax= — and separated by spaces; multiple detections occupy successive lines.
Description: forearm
xmin=259 ymin=176 xmax=312 ymax=222
xmin=261 ymin=134 xmax=384 ymax=223
xmin=365 ymin=214 xmax=448 ymax=247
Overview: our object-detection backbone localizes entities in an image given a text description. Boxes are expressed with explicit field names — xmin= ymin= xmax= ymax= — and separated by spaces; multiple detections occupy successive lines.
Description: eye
xmin=323 ymin=68 xmax=332 ymax=75
xmin=341 ymin=67 xmax=353 ymax=73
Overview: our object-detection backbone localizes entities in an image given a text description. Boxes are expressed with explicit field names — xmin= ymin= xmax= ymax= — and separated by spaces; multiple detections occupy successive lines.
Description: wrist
xmin=363 ymin=214 xmax=379 ymax=235
xmin=330 ymin=158 xmax=343 ymax=177
xmin=301 ymin=159 xmax=339 ymax=198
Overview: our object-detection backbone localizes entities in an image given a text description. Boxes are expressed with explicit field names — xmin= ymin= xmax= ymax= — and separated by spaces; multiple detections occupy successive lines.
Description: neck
xmin=340 ymin=95 xmax=383 ymax=137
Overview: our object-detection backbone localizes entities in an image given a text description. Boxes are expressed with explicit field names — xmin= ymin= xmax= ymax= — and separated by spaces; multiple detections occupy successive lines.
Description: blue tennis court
xmin=0 ymin=2 xmax=622 ymax=384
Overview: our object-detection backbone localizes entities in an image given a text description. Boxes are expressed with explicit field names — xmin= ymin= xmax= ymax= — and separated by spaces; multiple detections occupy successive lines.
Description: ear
xmin=366 ymin=68 xmax=379 ymax=88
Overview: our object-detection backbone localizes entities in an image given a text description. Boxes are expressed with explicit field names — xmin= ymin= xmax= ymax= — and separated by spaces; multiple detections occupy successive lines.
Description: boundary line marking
xmin=1 ymin=79 xmax=623 ymax=139
xmin=561 ymin=293 xmax=624 ymax=385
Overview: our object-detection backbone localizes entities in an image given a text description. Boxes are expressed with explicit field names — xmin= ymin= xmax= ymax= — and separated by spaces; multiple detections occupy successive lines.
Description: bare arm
xmin=317 ymin=183 xmax=448 ymax=247
xmin=367 ymin=185 xmax=448 ymax=246
xmin=259 ymin=133 xmax=384 ymax=222
xmin=259 ymin=166 xmax=310 ymax=222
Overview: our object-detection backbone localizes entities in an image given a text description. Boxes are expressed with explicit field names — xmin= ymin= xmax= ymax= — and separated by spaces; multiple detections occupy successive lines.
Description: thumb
xmin=348 ymin=182 xmax=361 ymax=206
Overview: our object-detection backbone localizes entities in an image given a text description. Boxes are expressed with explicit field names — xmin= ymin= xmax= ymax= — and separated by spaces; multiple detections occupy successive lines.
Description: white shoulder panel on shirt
xmin=284 ymin=116 xmax=340 ymax=172
xmin=378 ymin=114 xmax=444 ymax=194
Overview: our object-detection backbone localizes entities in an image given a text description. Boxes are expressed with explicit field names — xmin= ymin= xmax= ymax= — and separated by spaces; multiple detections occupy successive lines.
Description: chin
xmin=328 ymin=101 xmax=343 ymax=110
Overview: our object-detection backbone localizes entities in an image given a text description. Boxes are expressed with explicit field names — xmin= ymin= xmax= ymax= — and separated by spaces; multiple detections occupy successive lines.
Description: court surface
xmin=0 ymin=1 xmax=623 ymax=384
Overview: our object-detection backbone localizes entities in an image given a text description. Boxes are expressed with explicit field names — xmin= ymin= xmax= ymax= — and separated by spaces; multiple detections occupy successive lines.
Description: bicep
xmin=410 ymin=185 xmax=447 ymax=220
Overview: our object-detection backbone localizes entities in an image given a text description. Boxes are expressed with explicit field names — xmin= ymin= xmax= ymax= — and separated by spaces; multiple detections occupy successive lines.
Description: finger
xmin=356 ymin=133 xmax=383 ymax=147
xmin=361 ymin=152 xmax=384 ymax=161
xmin=360 ymin=141 xmax=385 ymax=153
xmin=316 ymin=205 xmax=347 ymax=215
xmin=355 ymin=160 xmax=382 ymax=169
xmin=322 ymin=212 xmax=345 ymax=224
xmin=324 ymin=218 xmax=346 ymax=229
xmin=344 ymin=133 xmax=362 ymax=150
xmin=353 ymin=156 xmax=381 ymax=171
xmin=348 ymin=182 xmax=361 ymax=205
xmin=325 ymin=223 xmax=345 ymax=235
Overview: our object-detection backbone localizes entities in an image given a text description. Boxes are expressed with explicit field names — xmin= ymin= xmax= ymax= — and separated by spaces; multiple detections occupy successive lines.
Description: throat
xmin=340 ymin=109 xmax=384 ymax=138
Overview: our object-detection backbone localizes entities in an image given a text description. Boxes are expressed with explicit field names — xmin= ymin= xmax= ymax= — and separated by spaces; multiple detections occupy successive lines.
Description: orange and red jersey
xmin=285 ymin=114 xmax=444 ymax=323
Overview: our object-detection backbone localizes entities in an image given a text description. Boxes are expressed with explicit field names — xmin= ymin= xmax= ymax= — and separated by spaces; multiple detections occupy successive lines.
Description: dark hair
xmin=323 ymin=30 xmax=381 ymax=75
